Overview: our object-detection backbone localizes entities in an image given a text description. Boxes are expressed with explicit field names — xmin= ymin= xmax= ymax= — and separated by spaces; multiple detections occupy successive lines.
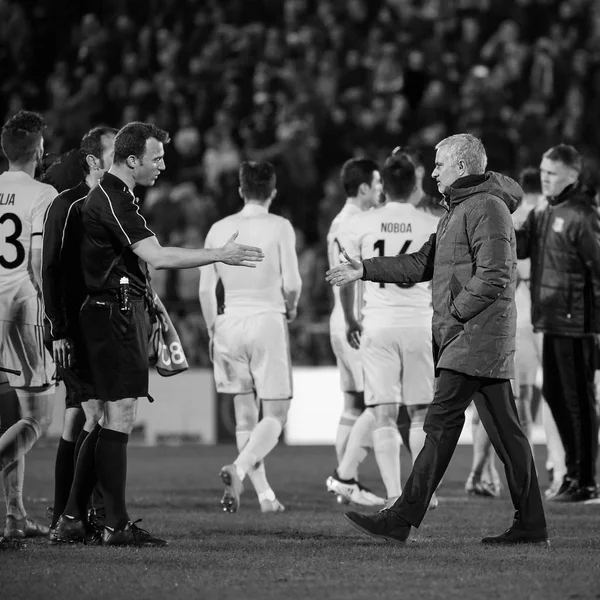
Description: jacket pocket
xmin=449 ymin=274 xmax=463 ymax=301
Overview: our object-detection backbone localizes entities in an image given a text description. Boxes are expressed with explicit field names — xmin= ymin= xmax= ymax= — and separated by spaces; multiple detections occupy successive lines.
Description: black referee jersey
xmin=42 ymin=180 xmax=90 ymax=341
xmin=80 ymin=172 xmax=155 ymax=297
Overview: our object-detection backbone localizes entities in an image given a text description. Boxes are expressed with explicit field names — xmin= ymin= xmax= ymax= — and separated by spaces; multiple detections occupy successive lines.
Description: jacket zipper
xmin=535 ymin=205 xmax=553 ymax=313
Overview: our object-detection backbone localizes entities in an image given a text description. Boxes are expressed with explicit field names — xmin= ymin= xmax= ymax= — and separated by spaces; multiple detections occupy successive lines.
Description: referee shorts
xmin=79 ymin=296 xmax=150 ymax=401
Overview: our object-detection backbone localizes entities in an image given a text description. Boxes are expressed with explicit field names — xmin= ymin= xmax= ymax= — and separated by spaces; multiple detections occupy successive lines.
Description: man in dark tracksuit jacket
xmin=517 ymin=144 xmax=600 ymax=502
xmin=42 ymin=126 xmax=116 ymax=536
xmin=327 ymin=134 xmax=547 ymax=545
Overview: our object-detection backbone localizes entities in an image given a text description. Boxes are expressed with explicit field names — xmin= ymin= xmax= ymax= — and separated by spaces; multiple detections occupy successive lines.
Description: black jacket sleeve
xmin=42 ymin=197 xmax=69 ymax=340
xmin=516 ymin=208 xmax=534 ymax=260
xmin=362 ymin=233 xmax=436 ymax=284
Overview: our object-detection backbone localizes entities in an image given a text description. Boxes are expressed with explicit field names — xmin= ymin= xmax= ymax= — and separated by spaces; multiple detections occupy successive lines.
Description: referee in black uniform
xmin=42 ymin=126 xmax=117 ymax=538
xmin=54 ymin=121 xmax=264 ymax=546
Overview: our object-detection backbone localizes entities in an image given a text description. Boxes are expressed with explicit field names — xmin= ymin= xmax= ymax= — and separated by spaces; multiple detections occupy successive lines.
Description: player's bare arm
xmin=339 ymin=282 xmax=361 ymax=349
xmin=132 ymin=231 xmax=264 ymax=269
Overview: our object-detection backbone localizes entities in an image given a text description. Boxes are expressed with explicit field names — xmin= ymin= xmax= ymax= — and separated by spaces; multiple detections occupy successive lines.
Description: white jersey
xmin=0 ymin=171 xmax=57 ymax=323
xmin=199 ymin=203 xmax=302 ymax=331
xmin=513 ymin=194 xmax=544 ymax=328
xmin=327 ymin=201 xmax=364 ymax=332
xmin=340 ymin=202 xmax=439 ymax=326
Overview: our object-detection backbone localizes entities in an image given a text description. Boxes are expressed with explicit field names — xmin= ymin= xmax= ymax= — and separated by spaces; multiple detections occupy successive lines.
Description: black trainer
xmin=0 ymin=535 xmax=25 ymax=550
xmin=51 ymin=515 xmax=102 ymax=545
xmin=556 ymin=484 xmax=599 ymax=503
xmin=344 ymin=508 xmax=411 ymax=543
xmin=547 ymin=478 xmax=577 ymax=502
xmin=482 ymin=526 xmax=549 ymax=546
xmin=102 ymin=520 xmax=167 ymax=547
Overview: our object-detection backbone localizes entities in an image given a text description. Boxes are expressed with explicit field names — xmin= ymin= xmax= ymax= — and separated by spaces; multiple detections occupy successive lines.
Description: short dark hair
xmin=543 ymin=144 xmax=582 ymax=172
xmin=79 ymin=126 xmax=118 ymax=174
xmin=239 ymin=161 xmax=276 ymax=201
xmin=519 ymin=167 xmax=542 ymax=194
xmin=113 ymin=122 xmax=170 ymax=164
xmin=382 ymin=154 xmax=416 ymax=201
xmin=340 ymin=158 xmax=379 ymax=197
xmin=392 ymin=145 xmax=425 ymax=169
xmin=1 ymin=110 xmax=45 ymax=164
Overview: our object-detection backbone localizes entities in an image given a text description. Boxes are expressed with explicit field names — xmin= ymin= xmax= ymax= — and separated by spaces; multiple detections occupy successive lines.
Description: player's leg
xmin=57 ymin=398 xmax=104 ymax=531
xmin=0 ymin=385 xmax=55 ymax=470
xmin=361 ymin=324 xmax=402 ymax=503
xmin=232 ymin=392 xmax=280 ymax=510
xmin=401 ymin=326 xmax=438 ymax=509
xmin=330 ymin=331 xmax=364 ymax=467
xmin=543 ymin=398 xmax=566 ymax=498
xmin=50 ymin=401 xmax=85 ymax=529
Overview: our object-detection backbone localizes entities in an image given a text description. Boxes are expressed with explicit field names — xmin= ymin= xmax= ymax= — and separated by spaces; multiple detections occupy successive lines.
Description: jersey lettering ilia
xmin=340 ymin=202 xmax=439 ymax=324
xmin=327 ymin=201 xmax=364 ymax=332
xmin=0 ymin=171 xmax=57 ymax=321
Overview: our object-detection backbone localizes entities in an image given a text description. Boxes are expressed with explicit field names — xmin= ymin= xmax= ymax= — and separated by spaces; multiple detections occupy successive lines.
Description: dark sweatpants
xmin=392 ymin=369 xmax=546 ymax=531
xmin=542 ymin=335 xmax=598 ymax=488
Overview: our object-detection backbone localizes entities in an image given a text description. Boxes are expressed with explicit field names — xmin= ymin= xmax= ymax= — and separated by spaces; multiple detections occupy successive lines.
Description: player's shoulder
xmin=54 ymin=181 xmax=89 ymax=205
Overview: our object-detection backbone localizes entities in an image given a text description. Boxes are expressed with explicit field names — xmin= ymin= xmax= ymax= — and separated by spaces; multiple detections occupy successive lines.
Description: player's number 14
xmin=373 ymin=239 xmax=415 ymax=289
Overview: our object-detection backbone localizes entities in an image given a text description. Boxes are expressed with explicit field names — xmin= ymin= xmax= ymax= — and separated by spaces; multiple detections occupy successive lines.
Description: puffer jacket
xmin=361 ymin=172 xmax=520 ymax=379
xmin=516 ymin=183 xmax=600 ymax=336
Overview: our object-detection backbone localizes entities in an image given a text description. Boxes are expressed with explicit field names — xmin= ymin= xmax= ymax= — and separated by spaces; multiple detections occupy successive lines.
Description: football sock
xmin=335 ymin=411 xmax=359 ymax=465
xmin=373 ymin=426 xmax=402 ymax=499
xmin=3 ymin=457 xmax=25 ymax=519
xmin=234 ymin=417 xmax=282 ymax=480
xmin=95 ymin=428 xmax=129 ymax=530
xmin=74 ymin=428 xmax=90 ymax=464
xmin=236 ymin=430 xmax=272 ymax=497
xmin=542 ymin=400 xmax=566 ymax=483
xmin=470 ymin=418 xmax=492 ymax=479
xmin=64 ymin=424 xmax=101 ymax=520
xmin=52 ymin=438 xmax=76 ymax=527
xmin=408 ymin=423 xmax=427 ymax=465
xmin=337 ymin=409 xmax=375 ymax=480
xmin=0 ymin=417 xmax=42 ymax=471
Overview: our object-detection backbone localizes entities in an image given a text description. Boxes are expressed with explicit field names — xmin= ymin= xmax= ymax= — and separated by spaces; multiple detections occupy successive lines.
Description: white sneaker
xmin=260 ymin=498 xmax=285 ymax=513
xmin=326 ymin=474 xmax=360 ymax=504
xmin=428 ymin=493 xmax=439 ymax=511
xmin=354 ymin=483 xmax=386 ymax=507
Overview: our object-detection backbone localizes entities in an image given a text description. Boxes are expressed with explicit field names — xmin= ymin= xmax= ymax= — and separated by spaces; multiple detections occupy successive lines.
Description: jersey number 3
xmin=0 ymin=213 xmax=25 ymax=269
xmin=373 ymin=239 xmax=415 ymax=289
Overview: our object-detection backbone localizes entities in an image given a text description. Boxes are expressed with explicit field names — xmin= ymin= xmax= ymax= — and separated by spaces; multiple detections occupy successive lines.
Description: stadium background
xmin=2 ymin=0 xmax=600 ymax=441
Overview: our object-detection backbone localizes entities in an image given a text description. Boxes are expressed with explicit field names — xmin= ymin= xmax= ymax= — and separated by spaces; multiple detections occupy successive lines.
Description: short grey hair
xmin=435 ymin=133 xmax=487 ymax=174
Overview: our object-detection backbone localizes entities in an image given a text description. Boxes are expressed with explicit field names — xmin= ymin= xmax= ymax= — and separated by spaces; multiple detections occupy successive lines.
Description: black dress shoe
xmin=344 ymin=509 xmax=411 ymax=543
xmin=482 ymin=526 xmax=549 ymax=546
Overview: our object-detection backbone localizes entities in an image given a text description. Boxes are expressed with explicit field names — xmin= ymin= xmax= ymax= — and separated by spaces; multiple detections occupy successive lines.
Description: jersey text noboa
xmin=339 ymin=202 xmax=439 ymax=324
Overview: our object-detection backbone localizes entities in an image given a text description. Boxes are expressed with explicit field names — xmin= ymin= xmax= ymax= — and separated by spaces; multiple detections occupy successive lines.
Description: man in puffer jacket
xmin=517 ymin=144 xmax=600 ymax=503
xmin=326 ymin=133 xmax=547 ymax=545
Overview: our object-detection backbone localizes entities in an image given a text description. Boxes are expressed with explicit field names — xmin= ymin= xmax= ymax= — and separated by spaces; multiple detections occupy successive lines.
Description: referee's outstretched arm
xmin=131 ymin=232 xmax=264 ymax=270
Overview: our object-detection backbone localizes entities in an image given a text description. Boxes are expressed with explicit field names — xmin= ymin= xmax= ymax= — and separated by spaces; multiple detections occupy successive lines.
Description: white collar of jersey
xmin=1 ymin=171 xmax=31 ymax=179
xmin=380 ymin=201 xmax=416 ymax=211
xmin=241 ymin=203 xmax=269 ymax=214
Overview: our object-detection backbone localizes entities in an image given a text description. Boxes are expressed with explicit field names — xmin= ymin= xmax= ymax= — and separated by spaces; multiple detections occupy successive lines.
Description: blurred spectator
xmin=3 ymin=0 xmax=600 ymax=365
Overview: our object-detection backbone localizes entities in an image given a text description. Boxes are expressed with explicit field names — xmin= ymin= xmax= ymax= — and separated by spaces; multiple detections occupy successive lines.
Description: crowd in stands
xmin=2 ymin=0 xmax=600 ymax=366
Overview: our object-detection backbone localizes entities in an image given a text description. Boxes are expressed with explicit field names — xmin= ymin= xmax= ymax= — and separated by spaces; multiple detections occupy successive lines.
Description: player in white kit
xmin=0 ymin=111 xmax=56 ymax=541
xmin=199 ymin=162 xmax=302 ymax=513
xmin=325 ymin=158 xmax=386 ymax=506
xmin=338 ymin=153 xmax=439 ymax=505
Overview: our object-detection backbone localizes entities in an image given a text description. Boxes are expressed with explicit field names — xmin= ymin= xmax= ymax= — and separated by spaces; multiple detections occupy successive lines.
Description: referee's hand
xmin=221 ymin=231 xmax=265 ymax=267
xmin=53 ymin=338 xmax=73 ymax=368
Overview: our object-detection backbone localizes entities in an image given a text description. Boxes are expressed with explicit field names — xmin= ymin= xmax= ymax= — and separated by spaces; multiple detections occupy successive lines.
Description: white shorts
xmin=330 ymin=329 xmax=363 ymax=393
xmin=0 ymin=318 xmax=54 ymax=388
xmin=213 ymin=312 xmax=292 ymax=400
xmin=361 ymin=323 xmax=434 ymax=407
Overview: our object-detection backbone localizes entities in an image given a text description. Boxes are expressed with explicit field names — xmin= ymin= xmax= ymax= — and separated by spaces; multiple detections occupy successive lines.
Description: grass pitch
xmin=1 ymin=444 xmax=599 ymax=600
